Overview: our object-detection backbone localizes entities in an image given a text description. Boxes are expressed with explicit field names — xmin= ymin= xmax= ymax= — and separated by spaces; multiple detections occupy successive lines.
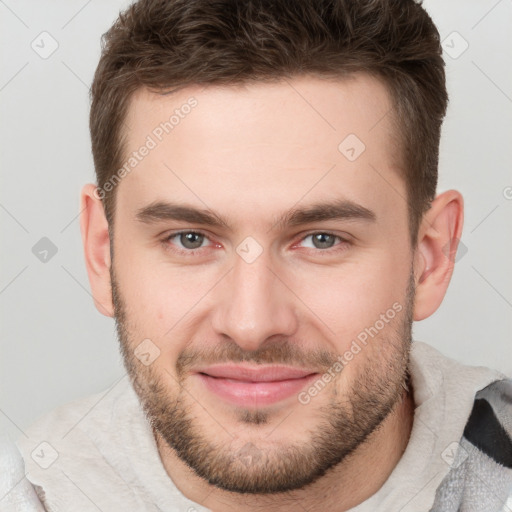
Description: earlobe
xmin=80 ymin=184 xmax=114 ymax=317
xmin=413 ymin=190 xmax=464 ymax=321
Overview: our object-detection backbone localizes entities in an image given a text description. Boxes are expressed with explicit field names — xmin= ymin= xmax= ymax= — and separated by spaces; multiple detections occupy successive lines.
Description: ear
xmin=413 ymin=190 xmax=464 ymax=321
xmin=80 ymin=184 xmax=114 ymax=317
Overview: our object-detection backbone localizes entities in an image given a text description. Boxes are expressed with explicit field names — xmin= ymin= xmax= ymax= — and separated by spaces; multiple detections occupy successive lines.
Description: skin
xmin=80 ymin=74 xmax=463 ymax=511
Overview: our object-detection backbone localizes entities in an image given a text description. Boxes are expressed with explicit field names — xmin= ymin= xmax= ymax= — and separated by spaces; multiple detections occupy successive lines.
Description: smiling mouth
xmin=194 ymin=364 xmax=319 ymax=407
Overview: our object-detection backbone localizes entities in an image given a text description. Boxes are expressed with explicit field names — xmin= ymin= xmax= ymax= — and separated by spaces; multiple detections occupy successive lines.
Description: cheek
xmin=113 ymin=245 xmax=215 ymax=355
xmin=290 ymin=249 xmax=411 ymax=350
xmin=115 ymin=238 xmax=194 ymax=310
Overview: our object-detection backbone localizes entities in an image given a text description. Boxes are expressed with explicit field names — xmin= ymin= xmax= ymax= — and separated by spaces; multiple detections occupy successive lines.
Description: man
xmin=5 ymin=0 xmax=512 ymax=510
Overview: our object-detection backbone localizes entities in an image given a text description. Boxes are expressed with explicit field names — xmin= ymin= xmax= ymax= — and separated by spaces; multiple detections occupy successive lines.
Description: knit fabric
xmin=2 ymin=342 xmax=511 ymax=512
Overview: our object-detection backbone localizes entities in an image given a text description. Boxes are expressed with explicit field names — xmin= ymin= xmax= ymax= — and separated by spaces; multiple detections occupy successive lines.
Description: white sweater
xmin=4 ymin=341 xmax=509 ymax=512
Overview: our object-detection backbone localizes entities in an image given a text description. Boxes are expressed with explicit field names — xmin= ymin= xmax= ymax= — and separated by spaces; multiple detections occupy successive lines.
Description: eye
xmin=164 ymin=231 xmax=213 ymax=252
xmin=161 ymin=230 xmax=349 ymax=256
xmin=297 ymin=232 xmax=348 ymax=251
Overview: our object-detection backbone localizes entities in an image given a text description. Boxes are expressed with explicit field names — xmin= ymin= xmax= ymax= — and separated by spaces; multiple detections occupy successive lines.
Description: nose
xmin=210 ymin=250 xmax=299 ymax=352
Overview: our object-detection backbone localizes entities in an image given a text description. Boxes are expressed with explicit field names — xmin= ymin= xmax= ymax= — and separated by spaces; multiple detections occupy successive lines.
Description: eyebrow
xmin=135 ymin=198 xmax=376 ymax=231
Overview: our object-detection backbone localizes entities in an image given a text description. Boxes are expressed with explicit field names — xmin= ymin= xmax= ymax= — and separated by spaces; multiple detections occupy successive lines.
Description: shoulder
xmin=17 ymin=375 xmax=132 ymax=448
xmin=15 ymin=375 xmax=135 ymax=478
xmin=464 ymin=378 xmax=512 ymax=468
xmin=14 ymin=376 xmax=148 ymax=511
xmin=431 ymin=377 xmax=512 ymax=512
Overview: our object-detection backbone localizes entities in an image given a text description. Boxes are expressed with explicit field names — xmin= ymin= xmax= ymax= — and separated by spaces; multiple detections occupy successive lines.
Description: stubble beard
xmin=111 ymin=265 xmax=414 ymax=494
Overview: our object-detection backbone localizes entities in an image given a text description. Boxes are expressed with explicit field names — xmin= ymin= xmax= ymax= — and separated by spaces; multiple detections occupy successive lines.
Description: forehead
xmin=117 ymin=74 xmax=405 ymax=229
xmin=124 ymin=73 xmax=395 ymax=151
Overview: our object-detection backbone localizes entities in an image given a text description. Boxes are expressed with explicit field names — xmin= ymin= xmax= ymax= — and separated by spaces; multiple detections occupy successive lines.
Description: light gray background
xmin=1 ymin=0 xmax=511 ymax=441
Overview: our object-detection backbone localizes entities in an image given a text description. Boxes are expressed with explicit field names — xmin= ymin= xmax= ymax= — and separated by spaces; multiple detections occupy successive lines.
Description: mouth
xmin=194 ymin=364 xmax=319 ymax=407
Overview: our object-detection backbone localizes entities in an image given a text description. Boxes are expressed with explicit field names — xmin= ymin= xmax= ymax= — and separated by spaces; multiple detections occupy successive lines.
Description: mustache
xmin=175 ymin=339 xmax=340 ymax=378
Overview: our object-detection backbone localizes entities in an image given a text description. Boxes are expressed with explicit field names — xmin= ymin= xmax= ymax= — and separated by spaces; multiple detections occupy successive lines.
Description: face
xmin=111 ymin=74 xmax=415 ymax=493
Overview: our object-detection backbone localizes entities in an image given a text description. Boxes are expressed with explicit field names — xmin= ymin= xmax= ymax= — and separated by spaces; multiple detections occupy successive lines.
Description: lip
xmin=194 ymin=364 xmax=319 ymax=407
xmin=196 ymin=364 xmax=316 ymax=381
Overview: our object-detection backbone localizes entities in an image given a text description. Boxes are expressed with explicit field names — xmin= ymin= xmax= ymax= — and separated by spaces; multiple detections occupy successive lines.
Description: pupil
xmin=314 ymin=233 xmax=334 ymax=249
xmin=182 ymin=232 xmax=203 ymax=249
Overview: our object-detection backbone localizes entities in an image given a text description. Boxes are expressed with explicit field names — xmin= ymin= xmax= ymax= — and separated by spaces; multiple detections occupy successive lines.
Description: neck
xmin=155 ymin=387 xmax=415 ymax=512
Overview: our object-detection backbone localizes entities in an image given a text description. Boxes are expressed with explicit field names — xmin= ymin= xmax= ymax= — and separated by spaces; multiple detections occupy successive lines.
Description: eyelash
xmin=161 ymin=230 xmax=350 ymax=256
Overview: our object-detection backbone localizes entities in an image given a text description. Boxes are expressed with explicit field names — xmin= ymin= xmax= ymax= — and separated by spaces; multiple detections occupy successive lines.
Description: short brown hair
xmin=90 ymin=0 xmax=447 ymax=244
